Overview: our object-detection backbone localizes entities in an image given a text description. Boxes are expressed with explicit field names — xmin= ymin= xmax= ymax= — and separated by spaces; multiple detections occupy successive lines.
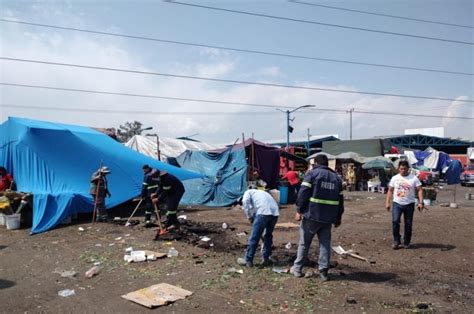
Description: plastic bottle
xmin=167 ymin=247 xmax=179 ymax=257
xmin=85 ymin=266 xmax=101 ymax=278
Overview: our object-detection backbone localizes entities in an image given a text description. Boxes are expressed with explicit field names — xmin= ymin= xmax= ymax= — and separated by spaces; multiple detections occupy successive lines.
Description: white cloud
xmin=0 ymin=5 xmax=471 ymax=144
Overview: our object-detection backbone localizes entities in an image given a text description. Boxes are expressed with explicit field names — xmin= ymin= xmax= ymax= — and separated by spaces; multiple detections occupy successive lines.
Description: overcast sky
xmin=1 ymin=0 xmax=473 ymax=143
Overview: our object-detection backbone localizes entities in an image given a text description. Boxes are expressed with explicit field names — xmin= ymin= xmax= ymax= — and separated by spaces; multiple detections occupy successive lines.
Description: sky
xmin=0 ymin=0 xmax=473 ymax=144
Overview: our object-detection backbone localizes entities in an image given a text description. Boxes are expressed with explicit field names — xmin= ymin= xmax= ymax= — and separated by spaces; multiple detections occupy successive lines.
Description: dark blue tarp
xmin=176 ymin=148 xmax=247 ymax=206
xmin=0 ymin=117 xmax=201 ymax=234
xmin=445 ymin=160 xmax=462 ymax=185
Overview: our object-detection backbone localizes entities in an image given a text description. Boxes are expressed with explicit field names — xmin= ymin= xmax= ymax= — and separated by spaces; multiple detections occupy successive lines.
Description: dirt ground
xmin=1 ymin=185 xmax=473 ymax=313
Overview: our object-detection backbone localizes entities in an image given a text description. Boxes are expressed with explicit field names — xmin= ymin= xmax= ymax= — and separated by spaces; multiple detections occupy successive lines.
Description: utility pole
xmin=286 ymin=110 xmax=290 ymax=152
xmin=347 ymin=108 xmax=355 ymax=140
xmin=307 ymin=128 xmax=311 ymax=156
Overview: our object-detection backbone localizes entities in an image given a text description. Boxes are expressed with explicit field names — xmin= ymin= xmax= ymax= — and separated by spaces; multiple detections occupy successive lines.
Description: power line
xmin=289 ymin=0 xmax=474 ymax=29
xmin=1 ymin=84 xmax=472 ymax=120
xmin=1 ymin=58 xmax=471 ymax=103
xmin=0 ymin=19 xmax=471 ymax=76
xmin=165 ymin=1 xmax=474 ymax=46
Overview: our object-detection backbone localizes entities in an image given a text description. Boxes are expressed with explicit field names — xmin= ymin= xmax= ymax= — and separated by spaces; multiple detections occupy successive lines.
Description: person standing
xmin=282 ymin=167 xmax=300 ymax=203
xmin=90 ymin=166 xmax=111 ymax=222
xmin=385 ymin=160 xmax=424 ymax=249
xmin=291 ymin=154 xmax=344 ymax=281
xmin=237 ymin=188 xmax=279 ymax=268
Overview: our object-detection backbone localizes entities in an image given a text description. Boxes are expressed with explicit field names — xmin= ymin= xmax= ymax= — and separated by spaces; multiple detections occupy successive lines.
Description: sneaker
xmin=237 ymin=257 xmax=253 ymax=268
xmin=392 ymin=243 xmax=401 ymax=250
xmin=403 ymin=244 xmax=412 ymax=249
xmin=290 ymin=266 xmax=304 ymax=278
xmin=320 ymin=269 xmax=329 ymax=282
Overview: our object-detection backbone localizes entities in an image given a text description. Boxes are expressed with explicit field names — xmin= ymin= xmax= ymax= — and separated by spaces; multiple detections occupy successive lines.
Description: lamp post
xmin=278 ymin=105 xmax=315 ymax=152
xmin=146 ymin=132 xmax=161 ymax=161
xmin=136 ymin=126 xmax=153 ymax=135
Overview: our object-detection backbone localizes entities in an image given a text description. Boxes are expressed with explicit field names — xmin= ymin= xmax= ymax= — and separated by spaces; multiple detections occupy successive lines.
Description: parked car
xmin=460 ymin=165 xmax=474 ymax=186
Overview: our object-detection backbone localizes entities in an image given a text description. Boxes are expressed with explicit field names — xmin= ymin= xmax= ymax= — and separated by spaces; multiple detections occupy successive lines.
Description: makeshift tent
xmin=176 ymin=148 xmax=247 ymax=206
xmin=0 ymin=117 xmax=201 ymax=234
xmin=125 ymin=135 xmax=216 ymax=161
xmin=213 ymin=139 xmax=280 ymax=188
xmin=405 ymin=147 xmax=452 ymax=171
xmin=362 ymin=159 xmax=394 ymax=170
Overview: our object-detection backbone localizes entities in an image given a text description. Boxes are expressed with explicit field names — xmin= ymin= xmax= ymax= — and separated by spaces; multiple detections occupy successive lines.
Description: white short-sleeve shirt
xmin=389 ymin=173 xmax=422 ymax=205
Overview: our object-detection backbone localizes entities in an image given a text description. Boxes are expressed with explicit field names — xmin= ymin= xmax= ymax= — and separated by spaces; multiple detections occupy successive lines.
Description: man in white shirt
xmin=237 ymin=187 xmax=279 ymax=267
xmin=385 ymin=160 xmax=424 ymax=249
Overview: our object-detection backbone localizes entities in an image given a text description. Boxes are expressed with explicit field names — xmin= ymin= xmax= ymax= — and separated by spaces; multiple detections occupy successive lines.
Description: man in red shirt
xmin=282 ymin=168 xmax=300 ymax=203
xmin=0 ymin=167 xmax=14 ymax=191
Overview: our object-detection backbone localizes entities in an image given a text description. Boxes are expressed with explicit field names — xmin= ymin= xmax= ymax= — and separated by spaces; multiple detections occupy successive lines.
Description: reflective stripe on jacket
xmin=296 ymin=165 xmax=344 ymax=224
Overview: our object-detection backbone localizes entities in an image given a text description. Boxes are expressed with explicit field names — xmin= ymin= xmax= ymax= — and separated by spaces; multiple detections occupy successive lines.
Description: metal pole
xmin=307 ymin=128 xmax=311 ymax=155
xmin=286 ymin=110 xmax=290 ymax=151
xmin=348 ymin=108 xmax=354 ymax=140
xmin=156 ymin=134 xmax=161 ymax=161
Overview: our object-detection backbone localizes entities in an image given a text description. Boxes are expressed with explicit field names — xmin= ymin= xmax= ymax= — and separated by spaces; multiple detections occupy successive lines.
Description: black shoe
xmin=392 ymin=242 xmax=401 ymax=250
xmin=403 ymin=244 xmax=412 ymax=249
xmin=260 ymin=259 xmax=274 ymax=267
xmin=320 ymin=269 xmax=329 ymax=282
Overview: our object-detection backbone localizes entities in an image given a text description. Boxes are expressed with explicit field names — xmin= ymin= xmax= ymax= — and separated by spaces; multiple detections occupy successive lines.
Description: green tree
xmin=116 ymin=121 xmax=144 ymax=142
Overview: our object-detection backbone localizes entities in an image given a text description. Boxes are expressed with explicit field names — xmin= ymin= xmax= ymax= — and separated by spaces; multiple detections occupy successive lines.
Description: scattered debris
xmin=346 ymin=297 xmax=357 ymax=304
xmin=222 ymin=222 xmax=228 ymax=229
xmin=272 ymin=267 xmax=289 ymax=274
xmin=227 ymin=267 xmax=244 ymax=274
xmin=93 ymin=262 xmax=101 ymax=266
xmin=236 ymin=232 xmax=247 ymax=237
xmin=439 ymin=203 xmax=450 ymax=207
xmin=58 ymin=289 xmax=76 ymax=297
xmin=416 ymin=302 xmax=430 ymax=310
xmin=95 ymin=244 xmax=102 ymax=247
xmin=125 ymin=247 xmax=133 ymax=253
xmin=366 ymin=197 xmax=376 ymax=200
xmin=78 ymin=227 xmax=85 ymax=232
xmin=332 ymin=245 xmax=376 ymax=264
xmin=114 ymin=237 xmax=122 ymax=241
xmin=178 ymin=215 xmax=187 ymax=220
xmin=167 ymin=247 xmax=179 ymax=258
xmin=108 ymin=243 xmax=115 ymax=247
xmin=285 ymin=242 xmax=292 ymax=249
xmin=54 ymin=270 xmax=77 ymax=279
xmin=200 ymin=236 xmax=211 ymax=242
xmin=85 ymin=266 xmax=101 ymax=278
xmin=122 ymin=283 xmax=193 ymax=308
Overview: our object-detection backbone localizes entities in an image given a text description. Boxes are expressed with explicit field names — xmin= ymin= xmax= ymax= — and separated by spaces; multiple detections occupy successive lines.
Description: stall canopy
xmin=0 ymin=117 xmax=201 ymax=234
xmin=125 ymin=135 xmax=216 ymax=161
xmin=176 ymin=148 xmax=247 ymax=206
xmin=322 ymin=139 xmax=387 ymax=157
xmin=404 ymin=147 xmax=452 ymax=171
xmin=213 ymin=139 xmax=280 ymax=188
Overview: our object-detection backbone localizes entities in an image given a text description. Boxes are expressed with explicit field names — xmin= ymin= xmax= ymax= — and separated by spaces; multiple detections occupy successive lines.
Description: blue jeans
xmin=245 ymin=215 xmax=278 ymax=263
xmin=392 ymin=202 xmax=415 ymax=245
xmin=293 ymin=218 xmax=332 ymax=272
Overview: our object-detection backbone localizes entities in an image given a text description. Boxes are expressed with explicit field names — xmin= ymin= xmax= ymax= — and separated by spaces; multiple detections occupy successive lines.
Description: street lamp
xmin=278 ymin=105 xmax=315 ymax=151
xmin=147 ymin=132 xmax=161 ymax=161
xmin=136 ymin=126 xmax=153 ymax=135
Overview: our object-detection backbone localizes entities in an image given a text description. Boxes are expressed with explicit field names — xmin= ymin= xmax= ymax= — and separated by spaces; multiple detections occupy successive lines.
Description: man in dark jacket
xmin=141 ymin=164 xmax=161 ymax=225
xmin=150 ymin=170 xmax=185 ymax=230
xmin=90 ymin=166 xmax=111 ymax=222
xmin=290 ymin=154 xmax=344 ymax=281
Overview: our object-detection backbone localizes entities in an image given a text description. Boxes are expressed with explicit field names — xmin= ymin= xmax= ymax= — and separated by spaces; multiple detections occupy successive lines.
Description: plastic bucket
xmin=279 ymin=186 xmax=289 ymax=205
xmin=6 ymin=214 xmax=21 ymax=230
xmin=0 ymin=213 xmax=5 ymax=226
xmin=423 ymin=199 xmax=432 ymax=206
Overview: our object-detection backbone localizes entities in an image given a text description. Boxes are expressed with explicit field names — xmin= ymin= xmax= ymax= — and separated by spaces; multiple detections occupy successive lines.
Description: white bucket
xmin=0 ymin=213 xmax=6 ymax=226
xmin=423 ymin=199 xmax=432 ymax=206
xmin=6 ymin=214 xmax=21 ymax=230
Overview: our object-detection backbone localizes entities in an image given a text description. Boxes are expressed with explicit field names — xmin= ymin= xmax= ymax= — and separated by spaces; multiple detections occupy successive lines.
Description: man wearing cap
xmin=150 ymin=169 xmax=185 ymax=230
xmin=141 ymin=165 xmax=161 ymax=225
xmin=290 ymin=154 xmax=344 ymax=281
xmin=90 ymin=166 xmax=112 ymax=222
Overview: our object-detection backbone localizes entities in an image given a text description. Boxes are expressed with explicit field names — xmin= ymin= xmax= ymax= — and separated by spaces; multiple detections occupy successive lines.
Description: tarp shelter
xmin=125 ymin=135 xmax=216 ymax=161
xmin=0 ymin=117 xmax=201 ymax=234
xmin=323 ymin=139 xmax=388 ymax=157
xmin=213 ymin=139 xmax=280 ymax=188
xmin=176 ymin=148 xmax=247 ymax=206
xmin=404 ymin=147 xmax=452 ymax=171
xmin=362 ymin=159 xmax=394 ymax=170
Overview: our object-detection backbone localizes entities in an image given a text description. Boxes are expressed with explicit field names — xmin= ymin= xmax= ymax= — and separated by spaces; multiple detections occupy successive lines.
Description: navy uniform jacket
xmin=141 ymin=169 xmax=161 ymax=198
xmin=296 ymin=165 xmax=344 ymax=224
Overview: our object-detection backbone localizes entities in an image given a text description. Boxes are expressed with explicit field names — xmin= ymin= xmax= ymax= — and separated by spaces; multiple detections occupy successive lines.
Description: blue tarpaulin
xmin=445 ymin=160 xmax=462 ymax=185
xmin=176 ymin=148 xmax=247 ymax=206
xmin=0 ymin=117 xmax=201 ymax=234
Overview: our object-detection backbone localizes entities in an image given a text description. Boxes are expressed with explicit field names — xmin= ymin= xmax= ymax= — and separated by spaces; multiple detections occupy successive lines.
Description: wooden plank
xmin=275 ymin=222 xmax=299 ymax=229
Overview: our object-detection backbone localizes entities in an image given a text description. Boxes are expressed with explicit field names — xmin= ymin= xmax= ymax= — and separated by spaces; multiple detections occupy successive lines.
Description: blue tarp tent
xmin=176 ymin=148 xmax=247 ymax=206
xmin=0 ymin=117 xmax=201 ymax=234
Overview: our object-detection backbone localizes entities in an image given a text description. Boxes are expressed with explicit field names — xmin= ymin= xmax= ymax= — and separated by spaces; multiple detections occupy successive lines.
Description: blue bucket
xmin=279 ymin=186 xmax=289 ymax=205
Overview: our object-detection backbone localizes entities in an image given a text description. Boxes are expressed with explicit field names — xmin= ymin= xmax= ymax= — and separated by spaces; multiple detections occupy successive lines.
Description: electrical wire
xmin=288 ymin=1 xmax=474 ymax=29
xmin=1 ymin=58 xmax=471 ymax=103
xmin=1 ymin=86 xmax=472 ymax=120
xmin=165 ymin=1 xmax=474 ymax=46
xmin=0 ymin=19 xmax=471 ymax=76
